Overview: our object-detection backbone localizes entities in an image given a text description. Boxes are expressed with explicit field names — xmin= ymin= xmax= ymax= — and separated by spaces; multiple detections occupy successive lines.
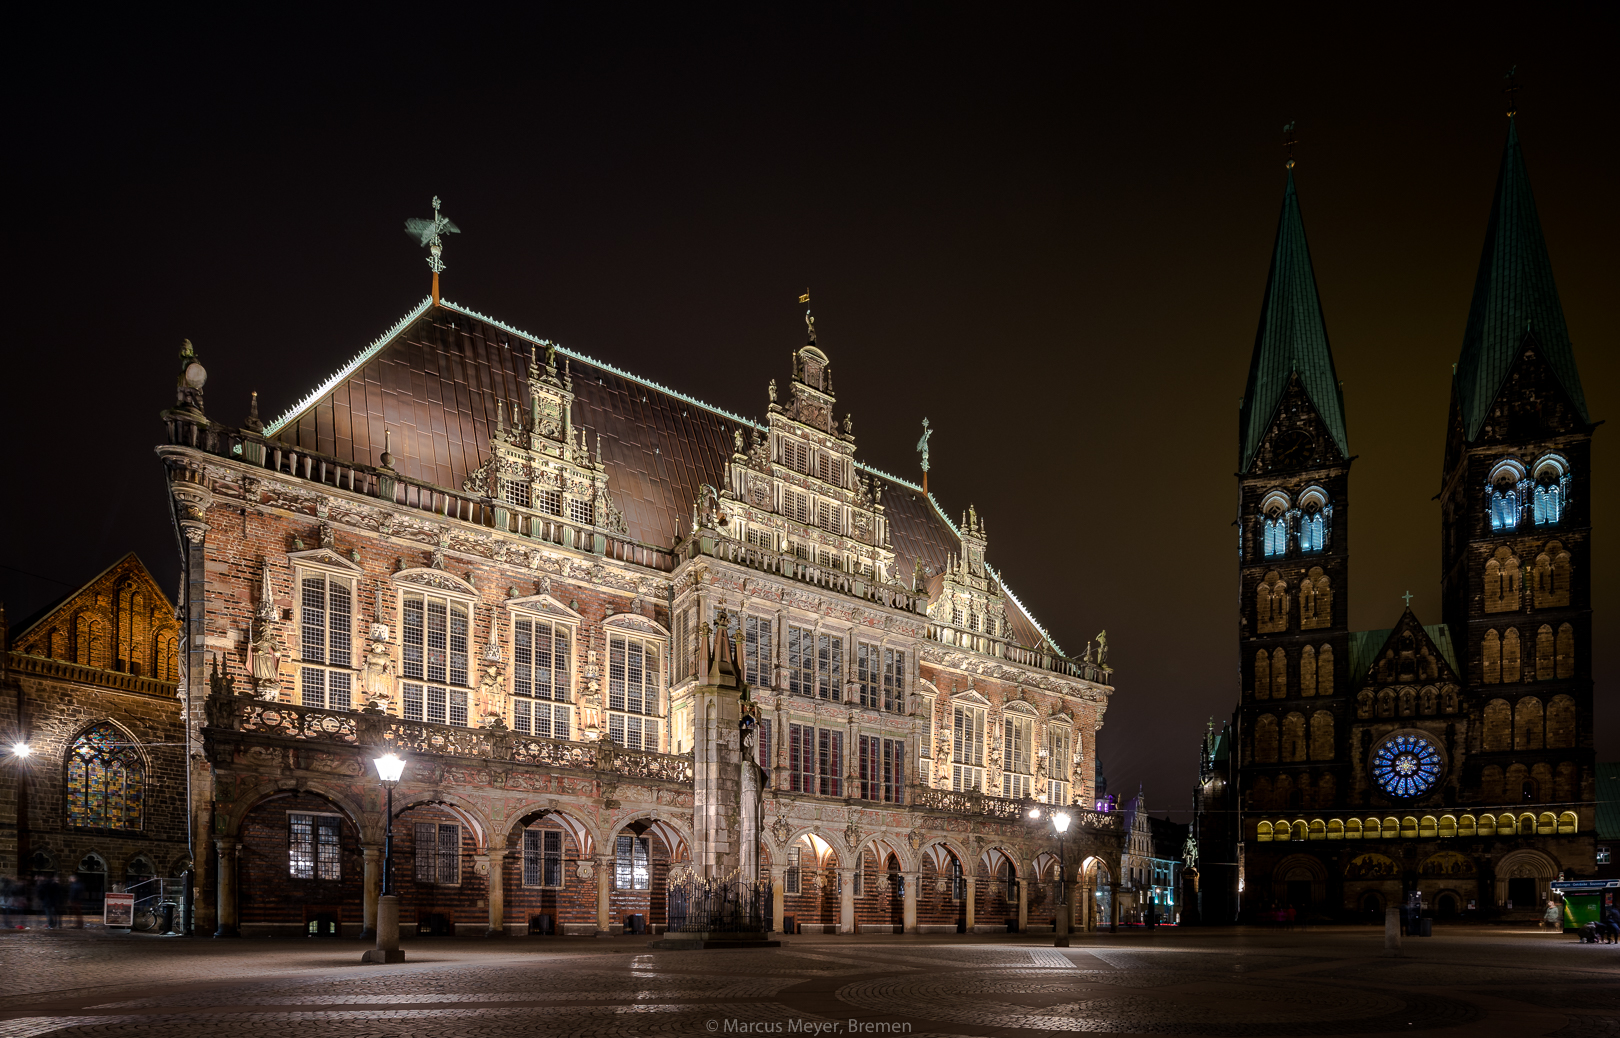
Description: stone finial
xmin=244 ymin=390 xmax=263 ymax=433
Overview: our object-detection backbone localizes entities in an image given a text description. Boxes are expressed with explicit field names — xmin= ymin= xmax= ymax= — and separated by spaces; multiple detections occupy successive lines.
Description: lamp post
xmin=363 ymin=752 xmax=406 ymax=964
xmin=1030 ymin=806 xmax=1073 ymax=947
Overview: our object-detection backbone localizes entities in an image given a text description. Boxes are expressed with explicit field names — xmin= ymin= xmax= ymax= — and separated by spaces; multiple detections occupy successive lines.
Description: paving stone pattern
xmin=1 ymin=925 xmax=1617 ymax=1036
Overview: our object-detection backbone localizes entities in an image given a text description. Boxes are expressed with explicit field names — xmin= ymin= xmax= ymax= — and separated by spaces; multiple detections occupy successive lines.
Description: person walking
xmin=66 ymin=875 xmax=86 ymax=928
xmin=40 ymin=875 xmax=61 ymax=929
xmin=1545 ymin=899 xmax=1563 ymax=931
xmin=1602 ymin=905 xmax=1620 ymax=945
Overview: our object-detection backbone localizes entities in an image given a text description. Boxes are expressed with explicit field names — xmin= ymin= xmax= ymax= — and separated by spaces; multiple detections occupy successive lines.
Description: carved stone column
xmin=839 ymin=868 xmax=855 ymax=934
xmin=212 ymin=837 xmax=238 ymax=937
xmin=595 ymin=856 xmax=612 ymax=933
xmin=484 ymin=851 xmax=507 ymax=936
xmin=360 ymin=843 xmax=382 ymax=939
xmin=771 ymin=867 xmax=786 ymax=933
xmin=902 ymin=870 xmax=919 ymax=933
xmin=1017 ymin=867 xmax=1029 ymax=932
xmin=965 ymin=872 xmax=976 ymax=932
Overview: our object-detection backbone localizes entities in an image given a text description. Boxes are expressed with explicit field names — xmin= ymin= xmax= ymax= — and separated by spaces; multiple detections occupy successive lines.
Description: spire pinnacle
xmin=405 ymin=196 xmax=460 ymax=305
xmin=1282 ymin=120 xmax=1298 ymax=169
xmin=1504 ymin=65 xmax=1520 ymax=118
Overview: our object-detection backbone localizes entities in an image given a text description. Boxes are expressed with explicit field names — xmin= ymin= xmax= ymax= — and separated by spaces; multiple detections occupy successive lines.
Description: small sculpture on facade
xmin=1095 ymin=630 xmax=1109 ymax=666
xmin=733 ymin=428 xmax=744 ymax=454
xmin=767 ymin=379 xmax=777 ymax=404
xmin=247 ymin=563 xmax=282 ymax=700
xmin=361 ymin=624 xmax=395 ymax=711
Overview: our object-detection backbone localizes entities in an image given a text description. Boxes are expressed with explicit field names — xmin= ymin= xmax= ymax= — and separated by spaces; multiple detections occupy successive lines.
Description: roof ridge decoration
xmin=263 ymin=296 xmax=436 ymax=435
xmin=1453 ymin=118 xmax=1589 ymax=441
xmin=1238 ymin=169 xmax=1348 ymax=471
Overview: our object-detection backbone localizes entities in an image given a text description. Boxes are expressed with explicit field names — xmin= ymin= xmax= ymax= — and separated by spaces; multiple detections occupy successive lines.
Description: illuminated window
xmin=66 ymin=724 xmax=143 ymax=831
xmin=1487 ymin=460 xmax=1527 ymax=532
xmin=523 ymin=829 xmax=564 ymax=887
xmin=400 ymin=591 xmax=471 ymax=726
xmin=858 ymin=735 xmax=905 ymax=804
xmin=298 ymin=572 xmax=354 ymax=710
xmin=1003 ymin=714 xmax=1033 ymax=799
xmin=787 ymin=625 xmax=841 ymax=700
xmin=512 ymin=616 xmax=572 ymax=738
xmin=1046 ymin=724 xmax=1072 ymax=805
xmin=743 ymin=615 xmax=773 ymax=687
xmin=503 ymin=479 xmax=531 ymax=509
xmin=615 ymin=834 xmax=650 ymax=890
xmin=414 ymin=822 xmax=461 ymax=885
xmin=1531 ymin=455 xmax=1570 ymax=526
xmin=289 ymin=813 xmax=340 ymax=880
xmin=952 ymin=704 xmax=986 ymax=792
xmin=607 ymin=633 xmax=662 ymax=751
xmin=855 ymin=643 xmax=905 ymax=711
xmin=568 ymin=497 xmax=594 ymax=526
xmin=785 ymin=846 xmax=802 ymax=893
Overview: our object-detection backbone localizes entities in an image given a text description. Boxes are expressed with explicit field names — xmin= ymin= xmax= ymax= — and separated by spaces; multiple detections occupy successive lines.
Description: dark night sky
xmin=5 ymin=5 xmax=1615 ymax=818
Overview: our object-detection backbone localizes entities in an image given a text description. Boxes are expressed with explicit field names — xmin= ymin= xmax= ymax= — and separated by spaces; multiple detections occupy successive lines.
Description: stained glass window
xmin=66 ymin=724 xmax=143 ymax=830
xmin=1371 ymin=733 xmax=1443 ymax=800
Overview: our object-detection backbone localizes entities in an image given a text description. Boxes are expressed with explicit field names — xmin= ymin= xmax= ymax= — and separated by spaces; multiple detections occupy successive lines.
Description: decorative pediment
xmin=602 ymin=611 xmax=670 ymax=638
xmin=504 ymin=593 xmax=584 ymax=622
xmin=1046 ymin=709 xmax=1075 ymax=727
xmin=286 ymin=547 xmax=363 ymax=573
xmin=392 ymin=567 xmax=477 ymax=597
xmin=916 ymin=679 xmax=941 ymax=697
xmin=952 ymin=688 xmax=991 ymax=707
xmin=1003 ymin=699 xmax=1039 ymax=716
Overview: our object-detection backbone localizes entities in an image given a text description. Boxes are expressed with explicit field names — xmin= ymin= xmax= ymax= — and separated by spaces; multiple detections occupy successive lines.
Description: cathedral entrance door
xmin=1507 ymin=877 xmax=1535 ymax=908
xmin=1286 ymin=880 xmax=1313 ymax=908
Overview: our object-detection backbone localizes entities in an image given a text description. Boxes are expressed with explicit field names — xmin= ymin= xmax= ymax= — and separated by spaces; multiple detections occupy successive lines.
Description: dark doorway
xmin=1508 ymin=877 xmax=1536 ymax=908
xmin=1286 ymin=880 xmax=1313 ymax=907
xmin=1436 ymin=893 xmax=1459 ymax=918
xmin=1359 ymin=891 xmax=1382 ymax=920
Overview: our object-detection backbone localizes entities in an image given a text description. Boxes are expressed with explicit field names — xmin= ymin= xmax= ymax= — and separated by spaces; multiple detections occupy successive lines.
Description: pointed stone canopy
xmin=1454 ymin=118 xmax=1589 ymax=441
xmin=1239 ymin=171 xmax=1348 ymax=472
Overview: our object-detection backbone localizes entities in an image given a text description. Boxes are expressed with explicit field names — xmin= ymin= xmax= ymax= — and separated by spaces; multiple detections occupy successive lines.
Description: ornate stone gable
xmin=928 ymin=505 xmax=1010 ymax=641
xmin=463 ymin=344 xmax=628 ymax=537
xmin=9 ymin=552 xmax=181 ymax=684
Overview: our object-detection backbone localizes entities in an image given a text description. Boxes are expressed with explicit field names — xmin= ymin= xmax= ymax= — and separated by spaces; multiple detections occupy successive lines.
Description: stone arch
xmin=1300 ymin=568 xmax=1332 ymax=631
xmin=217 ymin=779 xmax=370 ymax=842
xmin=1555 ymin=624 xmax=1574 ymax=680
xmin=1482 ymin=699 xmax=1512 ymax=752
xmin=1546 ymin=695 xmax=1576 ymax=749
xmin=853 ymin=833 xmax=915 ymax=875
xmin=1309 ymin=711 xmax=1334 ymax=761
xmin=1419 ymin=686 xmax=1438 ymax=715
xmin=393 ymin=790 xmax=495 ymax=852
xmin=1514 ymin=697 xmax=1545 ymax=751
xmin=1502 ymin=628 xmax=1522 ymax=683
xmin=1281 ymin=712 xmax=1307 ymax=762
xmin=1253 ymin=714 xmax=1279 ymax=763
xmin=1254 ymin=650 xmax=1271 ymax=699
xmin=1483 ymin=630 xmax=1501 ymax=684
xmin=1376 ymin=688 xmax=1395 ymax=718
xmin=1497 ymin=847 xmax=1559 ymax=882
xmin=604 ymin=810 xmax=692 ymax=864
xmin=1355 ymin=689 xmax=1373 ymax=719
xmin=1485 ymin=547 xmax=1521 ymax=613
xmin=503 ymin=804 xmax=599 ymax=859
xmin=1300 ymin=646 xmax=1317 ymax=698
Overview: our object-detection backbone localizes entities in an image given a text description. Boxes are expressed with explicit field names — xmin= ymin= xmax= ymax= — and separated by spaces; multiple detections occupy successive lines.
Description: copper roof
xmin=265 ymin=298 xmax=1057 ymax=653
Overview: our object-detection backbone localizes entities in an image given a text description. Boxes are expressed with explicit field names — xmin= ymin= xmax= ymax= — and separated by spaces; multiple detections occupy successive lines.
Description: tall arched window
xmin=1502 ymin=628 xmax=1522 ymax=683
xmin=1271 ymin=648 xmax=1288 ymax=699
xmin=1486 ymin=460 xmax=1526 ymax=532
xmin=1531 ymin=454 xmax=1570 ymax=526
xmin=1309 ymin=711 xmax=1334 ymax=760
xmin=1482 ymin=630 xmax=1501 ymax=684
xmin=1316 ymin=644 xmax=1333 ymax=696
xmin=1299 ymin=646 xmax=1317 ymax=697
xmin=1555 ymin=623 xmax=1574 ymax=680
xmin=1298 ymin=488 xmax=1329 ymax=554
xmin=1535 ymin=625 xmax=1555 ymax=682
xmin=1254 ymin=650 xmax=1271 ymax=699
xmin=1260 ymin=492 xmax=1290 ymax=558
xmin=66 ymin=724 xmax=144 ymax=831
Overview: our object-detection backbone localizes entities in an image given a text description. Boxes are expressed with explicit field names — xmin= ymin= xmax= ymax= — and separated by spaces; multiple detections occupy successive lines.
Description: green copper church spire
xmin=1238 ymin=164 xmax=1348 ymax=471
xmin=1453 ymin=116 xmax=1589 ymax=441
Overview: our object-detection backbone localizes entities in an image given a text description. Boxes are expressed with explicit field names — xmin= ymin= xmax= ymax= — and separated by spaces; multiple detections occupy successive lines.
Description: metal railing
xmin=667 ymin=876 xmax=774 ymax=933
xmin=125 ymin=876 xmax=190 ymax=934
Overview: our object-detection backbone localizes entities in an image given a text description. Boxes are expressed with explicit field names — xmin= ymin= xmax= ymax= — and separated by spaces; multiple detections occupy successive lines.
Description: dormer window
xmin=783 ymin=439 xmax=812 ymax=474
xmin=502 ymin=478 xmax=530 ymax=509
xmin=1531 ymin=455 xmax=1569 ymax=527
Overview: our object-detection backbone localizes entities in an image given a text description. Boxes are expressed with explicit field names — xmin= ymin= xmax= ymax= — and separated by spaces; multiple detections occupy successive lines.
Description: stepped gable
xmin=262 ymin=299 xmax=1056 ymax=653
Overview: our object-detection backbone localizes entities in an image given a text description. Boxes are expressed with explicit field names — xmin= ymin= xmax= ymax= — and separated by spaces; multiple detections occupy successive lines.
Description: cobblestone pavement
xmin=0 ymin=925 xmax=1617 ymax=1037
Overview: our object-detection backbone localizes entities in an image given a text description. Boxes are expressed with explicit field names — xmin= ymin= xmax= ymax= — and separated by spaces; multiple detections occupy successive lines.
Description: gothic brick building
xmin=153 ymin=283 xmax=1122 ymax=938
xmin=0 ymin=553 xmax=191 ymax=912
xmin=1200 ymin=115 xmax=1598 ymax=921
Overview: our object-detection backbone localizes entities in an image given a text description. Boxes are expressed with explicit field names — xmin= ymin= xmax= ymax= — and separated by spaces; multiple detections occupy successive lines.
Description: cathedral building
xmin=146 ymin=275 xmax=1121 ymax=938
xmin=1203 ymin=112 xmax=1598 ymax=921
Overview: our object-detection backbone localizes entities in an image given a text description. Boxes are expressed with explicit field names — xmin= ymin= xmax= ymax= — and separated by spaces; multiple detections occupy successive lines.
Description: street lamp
xmin=10 ymin=742 xmax=30 ymax=758
xmin=1030 ymin=807 xmax=1073 ymax=947
xmin=363 ymin=752 xmax=407 ymax=965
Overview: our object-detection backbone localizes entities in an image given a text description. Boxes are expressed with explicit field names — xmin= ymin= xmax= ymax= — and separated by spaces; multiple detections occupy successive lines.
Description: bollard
xmin=362 ymin=895 xmax=405 ymax=964
xmin=1384 ymin=906 xmax=1402 ymax=952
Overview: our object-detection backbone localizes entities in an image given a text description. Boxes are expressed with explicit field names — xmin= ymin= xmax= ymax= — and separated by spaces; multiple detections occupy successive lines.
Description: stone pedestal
xmin=360 ymin=844 xmax=381 ymax=939
xmin=1384 ymin=906 xmax=1403 ymax=952
xmin=213 ymin=837 xmax=239 ymax=937
xmin=362 ymin=895 xmax=405 ymax=964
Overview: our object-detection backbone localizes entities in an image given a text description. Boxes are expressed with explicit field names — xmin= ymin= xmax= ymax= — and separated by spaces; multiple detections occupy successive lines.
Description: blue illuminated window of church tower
xmin=1263 ymin=517 xmax=1286 ymax=558
xmin=1490 ymin=488 xmax=1520 ymax=531
xmin=1531 ymin=457 xmax=1568 ymax=526
xmin=1300 ymin=510 xmax=1323 ymax=553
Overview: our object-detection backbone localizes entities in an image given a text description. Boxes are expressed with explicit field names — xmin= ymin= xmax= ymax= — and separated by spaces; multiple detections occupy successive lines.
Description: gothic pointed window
xmin=66 ymin=724 xmax=143 ymax=831
xmin=1260 ymin=492 xmax=1290 ymax=558
xmin=1298 ymin=488 xmax=1329 ymax=554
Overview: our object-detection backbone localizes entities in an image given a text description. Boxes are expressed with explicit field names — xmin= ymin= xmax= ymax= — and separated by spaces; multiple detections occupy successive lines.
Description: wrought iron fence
xmin=666 ymin=875 xmax=774 ymax=933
